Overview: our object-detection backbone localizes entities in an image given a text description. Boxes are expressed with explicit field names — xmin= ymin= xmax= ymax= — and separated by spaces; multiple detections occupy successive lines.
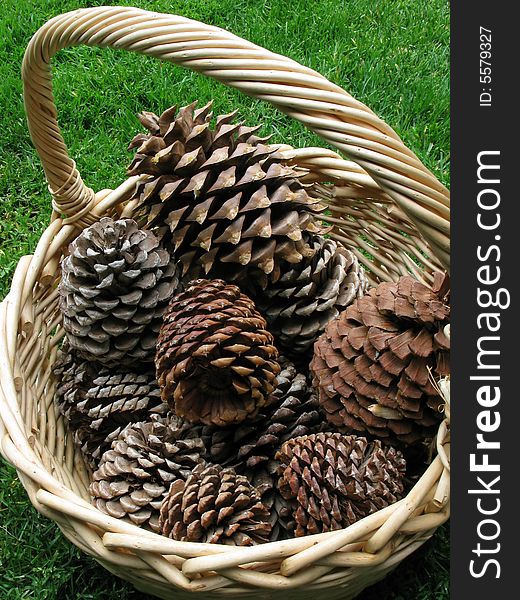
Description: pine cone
xmin=311 ymin=273 xmax=450 ymax=446
xmin=246 ymin=462 xmax=294 ymax=541
xmin=236 ymin=359 xmax=326 ymax=471
xmin=127 ymin=102 xmax=325 ymax=283
xmin=53 ymin=342 xmax=98 ymax=429
xmin=189 ymin=357 xmax=324 ymax=468
xmin=90 ymin=415 xmax=205 ymax=532
xmin=159 ymin=464 xmax=271 ymax=545
xmin=255 ymin=237 xmax=368 ymax=354
xmin=54 ymin=345 xmax=167 ymax=468
xmin=276 ymin=432 xmax=406 ymax=536
xmin=59 ymin=217 xmax=181 ymax=366
xmin=74 ymin=371 xmax=167 ymax=467
xmin=155 ymin=279 xmax=280 ymax=426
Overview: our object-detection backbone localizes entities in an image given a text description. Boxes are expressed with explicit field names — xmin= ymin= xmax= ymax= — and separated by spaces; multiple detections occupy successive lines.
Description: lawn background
xmin=0 ymin=0 xmax=449 ymax=598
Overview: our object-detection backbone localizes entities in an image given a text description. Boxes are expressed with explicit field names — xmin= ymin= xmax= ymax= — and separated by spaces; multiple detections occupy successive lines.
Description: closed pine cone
xmin=311 ymin=273 xmax=450 ymax=446
xmin=155 ymin=279 xmax=280 ymax=426
xmin=59 ymin=217 xmax=181 ymax=366
xmin=127 ymin=102 xmax=325 ymax=283
xmin=53 ymin=342 xmax=98 ymax=430
xmin=74 ymin=371 xmax=167 ymax=468
xmin=90 ymin=415 xmax=205 ymax=532
xmin=159 ymin=463 xmax=271 ymax=545
xmin=254 ymin=237 xmax=368 ymax=354
xmin=276 ymin=432 xmax=406 ymax=536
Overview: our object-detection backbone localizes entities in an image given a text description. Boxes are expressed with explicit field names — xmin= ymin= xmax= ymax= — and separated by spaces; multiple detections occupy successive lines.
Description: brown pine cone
xmin=126 ymin=102 xmax=326 ymax=284
xmin=59 ymin=217 xmax=181 ymax=367
xmin=90 ymin=415 xmax=205 ymax=532
xmin=159 ymin=463 xmax=271 ymax=545
xmin=276 ymin=432 xmax=406 ymax=536
xmin=311 ymin=273 xmax=450 ymax=446
xmin=155 ymin=279 xmax=280 ymax=426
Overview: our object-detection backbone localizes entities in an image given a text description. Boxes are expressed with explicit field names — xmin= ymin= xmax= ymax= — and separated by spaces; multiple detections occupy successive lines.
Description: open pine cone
xmin=127 ymin=102 xmax=326 ymax=283
xmin=276 ymin=432 xmax=406 ymax=536
xmin=90 ymin=415 xmax=205 ymax=532
xmin=311 ymin=273 xmax=450 ymax=446
xmin=59 ymin=217 xmax=181 ymax=366
xmin=159 ymin=463 xmax=271 ymax=545
xmin=254 ymin=236 xmax=368 ymax=354
xmin=155 ymin=279 xmax=281 ymax=426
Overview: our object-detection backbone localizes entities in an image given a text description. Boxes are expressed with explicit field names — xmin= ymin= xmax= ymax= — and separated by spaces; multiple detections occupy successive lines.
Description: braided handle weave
xmin=22 ymin=6 xmax=449 ymax=268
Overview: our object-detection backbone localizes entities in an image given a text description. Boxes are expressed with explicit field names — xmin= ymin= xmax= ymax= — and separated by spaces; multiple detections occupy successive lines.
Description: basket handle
xmin=22 ymin=6 xmax=449 ymax=269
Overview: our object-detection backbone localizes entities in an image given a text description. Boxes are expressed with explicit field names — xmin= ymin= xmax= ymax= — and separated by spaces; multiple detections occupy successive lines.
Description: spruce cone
xmin=255 ymin=237 xmax=368 ymax=354
xmin=155 ymin=279 xmax=281 ymax=426
xmin=90 ymin=415 xmax=205 ymax=532
xmin=276 ymin=432 xmax=406 ymax=536
xmin=159 ymin=464 xmax=271 ymax=545
xmin=59 ymin=217 xmax=181 ymax=366
xmin=311 ymin=273 xmax=450 ymax=446
xmin=127 ymin=102 xmax=325 ymax=283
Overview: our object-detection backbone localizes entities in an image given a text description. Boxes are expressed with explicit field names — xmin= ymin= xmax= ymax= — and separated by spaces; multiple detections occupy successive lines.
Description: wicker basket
xmin=0 ymin=6 xmax=450 ymax=599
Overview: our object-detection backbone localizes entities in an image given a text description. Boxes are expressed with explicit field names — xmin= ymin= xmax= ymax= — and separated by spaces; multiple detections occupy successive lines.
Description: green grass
xmin=0 ymin=0 xmax=449 ymax=598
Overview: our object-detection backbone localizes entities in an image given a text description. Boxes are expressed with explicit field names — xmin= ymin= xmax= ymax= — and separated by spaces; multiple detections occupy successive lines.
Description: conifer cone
xmin=254 ymin=237 xmax=368 ymax=354
xmin=276 ymin=432 xmax=406 ymax=536
xmin=159 ymin=463 xmax=271 ymax=545
xmin=127 ymin=102 xmax=326 ymax=283
xmin=90 ymin=415 xmax=205 ymax=532
xmin=59 ymin=217 xmax=181 ymax=366
xmin=74 ymin=371 xmax=168 ymax=467
xmin=53 ymin=342 xmax=98 ymax=430
xmin=246 ymin=463 xmax=294 ymax=541
xmin=189 ymin=357 xmax=324 ymax=468
xmin=311 ymin=273 xmax=450 ymax=446
xmin=155 ymin=279 xmax=281 ymax=426
xmin=54 ymin=348 xmax=168 ymax=468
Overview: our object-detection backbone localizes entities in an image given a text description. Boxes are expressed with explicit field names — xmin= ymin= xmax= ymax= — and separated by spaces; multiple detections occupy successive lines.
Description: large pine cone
xmin=156 ymin=279 xmax=280 ymax=426
xmin=127 ymin=102 xmax=325 ymax=283
xmin=90 ymin=415 xmax=205 ymax=532
xmin=276 ymin=432 xmax=406 ymax=536
xmin=311 ymin=273 xmax=450 ymax=446
xmin=159 ymin=463 xmax=271 ymax=545
xmin=59 ymin=217 xmax=181 ymax=366
xmin=254 ymin=237 xmax=368 ymax=354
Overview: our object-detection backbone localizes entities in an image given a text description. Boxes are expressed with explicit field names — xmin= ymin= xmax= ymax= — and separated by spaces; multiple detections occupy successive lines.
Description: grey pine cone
xmin=59 ymin=217 xmax=181 ymax=366
xmin=90 ymin=415 xmax=205 ymax=532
